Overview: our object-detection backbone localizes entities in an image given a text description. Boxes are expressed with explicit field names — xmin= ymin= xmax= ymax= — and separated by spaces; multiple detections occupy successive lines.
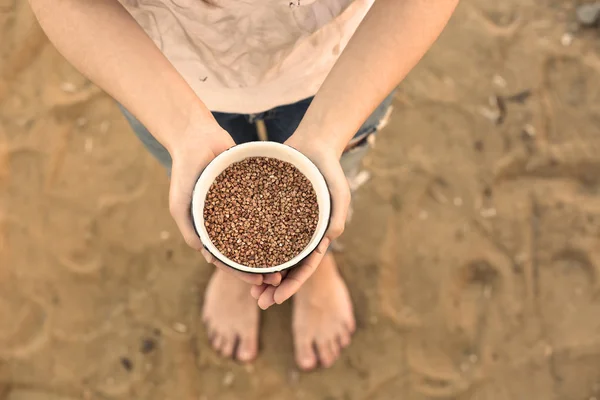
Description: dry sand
xmin=2 ymin=0 xmax=600 ymax=398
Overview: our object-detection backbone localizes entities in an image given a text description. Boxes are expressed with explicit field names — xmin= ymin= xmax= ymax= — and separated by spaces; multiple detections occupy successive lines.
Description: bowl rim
xmin=190 ymin=142 xmax=331 ymax=274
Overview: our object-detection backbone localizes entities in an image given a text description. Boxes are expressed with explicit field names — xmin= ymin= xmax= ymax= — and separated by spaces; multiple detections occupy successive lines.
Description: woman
xmin=29 ymin=0 xmax=458 ymax=370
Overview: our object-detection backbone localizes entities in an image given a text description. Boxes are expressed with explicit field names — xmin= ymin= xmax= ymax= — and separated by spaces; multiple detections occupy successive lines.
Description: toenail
xmin=301 ymin=358 xmax=313 ymax=368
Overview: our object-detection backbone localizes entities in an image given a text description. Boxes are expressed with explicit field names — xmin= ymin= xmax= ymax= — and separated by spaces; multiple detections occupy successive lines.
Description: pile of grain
xmin=204 ymin=157 xmax=319 ymax=268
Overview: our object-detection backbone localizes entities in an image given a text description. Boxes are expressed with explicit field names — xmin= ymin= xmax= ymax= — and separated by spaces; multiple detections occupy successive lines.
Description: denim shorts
xmin=120 ymin=92 xmax=395 ymax=185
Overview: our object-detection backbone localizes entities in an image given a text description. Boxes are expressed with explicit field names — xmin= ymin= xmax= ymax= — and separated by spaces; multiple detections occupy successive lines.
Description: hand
xmin=167 ymin=120 xmax=284 ymax=287
xmin=251 ymin=133 xmax=351 ymax=309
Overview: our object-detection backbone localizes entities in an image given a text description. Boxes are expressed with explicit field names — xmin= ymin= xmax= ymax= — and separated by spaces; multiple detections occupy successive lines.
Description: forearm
xmin=297 ymin=0 xmax=459 ymax=155
xmin=29 ymin=0 xmax=214 ymax=153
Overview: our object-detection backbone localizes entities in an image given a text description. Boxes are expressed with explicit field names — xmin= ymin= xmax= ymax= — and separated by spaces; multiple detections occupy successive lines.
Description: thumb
xmin=168 ymin=152 xmax=210 ymax=251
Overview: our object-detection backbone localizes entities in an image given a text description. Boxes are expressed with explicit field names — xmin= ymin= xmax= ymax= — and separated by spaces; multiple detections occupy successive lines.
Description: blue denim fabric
xmin=119 ymin=91 xmax=395 ymax=174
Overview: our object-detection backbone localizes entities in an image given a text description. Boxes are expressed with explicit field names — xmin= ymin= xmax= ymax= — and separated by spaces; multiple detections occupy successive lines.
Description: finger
xmin=257 ymin=285 xmax=277 ymax=310
xmin=250 ymin=284 xmax=268 ymax=300
xmin=168 ymin=156 xmax=209 ymax=251
xmin=263 ymin=272 xmax=282 ymax=286
xmin=322 ymin=162 xmax=351 ymax=240
xmin=273 ymin=249 xmax=326 ymax=305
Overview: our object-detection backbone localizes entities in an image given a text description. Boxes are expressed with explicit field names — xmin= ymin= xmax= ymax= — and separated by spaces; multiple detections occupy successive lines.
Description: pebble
xmin=576 ymin=3 xmax=600 ymax=26
xmin=419 ymin=210 xmax=428 ymax=220
xmin=492 ymin=74 xmax=507 ymax=88
xmin=76 ymin=117 xmax=88 ymax=127
xmin=288 ymin=369 xmax=300 ymax=384
xmin=561 ymin=32 xmax=574 ymax=47
xmin=453 ymin=197 xmax=463 ymax=207
xmin=100 ymin=120 xmax=111 ymax=134
xmin=84 ymin=138 xmax=93 ymax=153
xmin=160 ymin=230 xmax=170 ymax=240
xmin=480 ymin=208 xmax=497 ymax=218
xmin=60 ymin=81 xmax=77 ymax=93
xmin=140 ymin=337 xmax=156 ymax=354
xmin=523 ymin=124 xmax=536 ymax=138
xmin=172 ymin=322 xmax=188 ymax=334
xmin=223 ymin=371 xmax=235 ymax=387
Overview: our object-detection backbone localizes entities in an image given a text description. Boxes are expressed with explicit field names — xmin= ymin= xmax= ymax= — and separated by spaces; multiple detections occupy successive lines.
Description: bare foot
xmin=202 ymin=269 xmax=260 ymax=362
xmin=292 ymin=252 xmax=356 ymax=370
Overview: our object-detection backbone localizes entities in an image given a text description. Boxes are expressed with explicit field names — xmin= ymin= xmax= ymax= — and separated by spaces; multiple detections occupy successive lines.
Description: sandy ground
xmin=2 ymin=0 xmax=600 ymax=399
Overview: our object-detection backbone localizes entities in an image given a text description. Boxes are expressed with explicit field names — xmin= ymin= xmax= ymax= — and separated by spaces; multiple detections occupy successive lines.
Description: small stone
xmin=523 ymin=124 xmax=536 ymax=138
xmin=289 ymin=369 xmax=300 ymax=384
xmin=561 ymin=32 xmax=574 ymax=47
xmin=453 ymin=197 xmax=463 ymax=207
xmin=492 ymin=74 xmax=507 ymax=88
xmin=100 ymin=120 xmax=111 ymax=133
xmin=84 ymin=138 xmax=93 ymax=153
xmin=60 ymin=81 xmax=77 ymax=93
xmin=369 ymin=315 xmax=379 ymax=325
xmin=76 ymin=117 xmax=88 ymax=127
xmin=576 ymin=3 xmax=600 ymax=26
xmin=160 ymin=230 xmax=170 ymax=240
xmin=120 ymin=357 xmax=133 ymax=371
xmin=140 ymin=338 xmax=156 ymax=354
xmin=483 ymin=285 xmax=492 ymax=299
xmin=223 ymin=371 xmax=235 ymax=387
xmin=480 ymin=208 xmax=497 ymax=218
xmin=419 ymin=210 xmax=428 ymax=220
xmin=468 ymin=354 xmax=478 ymax=363
xmin=172 ymin=322 xmax=188 ymax=334
xmin=544 ymin=344 xmax=553 ymax=357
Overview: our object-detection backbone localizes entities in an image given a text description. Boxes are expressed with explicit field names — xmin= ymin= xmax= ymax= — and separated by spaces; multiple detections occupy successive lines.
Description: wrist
xmin=293 ymin=121 xmax=347 ymax=158
xmin=156 ymin=100 xmax=222 ymax=157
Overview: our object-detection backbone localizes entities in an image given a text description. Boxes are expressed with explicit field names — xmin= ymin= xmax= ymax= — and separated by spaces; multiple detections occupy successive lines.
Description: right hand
xmin=166 ymin=120 xmax=283 ymax=287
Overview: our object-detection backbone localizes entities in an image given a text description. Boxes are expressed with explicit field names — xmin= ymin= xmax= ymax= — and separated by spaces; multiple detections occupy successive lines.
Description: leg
xmin=286 ymin=91 xmax=396 ymax=370
xmin=119 ymin=106 xmax=261 ymax=361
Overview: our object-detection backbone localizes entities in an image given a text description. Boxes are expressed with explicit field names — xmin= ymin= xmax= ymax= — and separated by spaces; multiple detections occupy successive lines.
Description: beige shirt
xmin=119 ymin=0 xmax=373 ymax=113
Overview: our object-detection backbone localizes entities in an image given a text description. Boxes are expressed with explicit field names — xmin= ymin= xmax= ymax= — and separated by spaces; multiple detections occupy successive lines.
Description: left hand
xmin=251 ymin=133 xmax=351 ymax=309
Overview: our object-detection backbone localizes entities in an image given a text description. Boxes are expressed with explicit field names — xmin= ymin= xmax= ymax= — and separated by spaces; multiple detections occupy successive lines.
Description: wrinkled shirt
xmin=119 ymin=0 xmax=373 ymax=113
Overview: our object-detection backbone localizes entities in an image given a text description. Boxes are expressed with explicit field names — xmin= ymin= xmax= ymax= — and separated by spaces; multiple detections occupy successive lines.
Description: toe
xmin=220 ymin=334 xmax=235 ymax=358
xmin=211 ymin=334 xmax=224 ymax=353
xmin=316 ymin=339 xmax=336 ymax=368
xmin=329 ymin=339 xmax=341 ymax=359
xmin=294 ymin=339 xmax=317 ymax=371
xmin=345 ymin=316 xmax=356 ymax=334
xmin=338 ymin=329 xmax=351 ymax=348
xmin=236 ymin=334 xmax=258 ymax=363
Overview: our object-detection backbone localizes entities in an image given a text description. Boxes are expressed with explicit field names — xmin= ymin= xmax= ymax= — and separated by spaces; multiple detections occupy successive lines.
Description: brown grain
xmin=203 ymin=157 xmax=319 ymax=268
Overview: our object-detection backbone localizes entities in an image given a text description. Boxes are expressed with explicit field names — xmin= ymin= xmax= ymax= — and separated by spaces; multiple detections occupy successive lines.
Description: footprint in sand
xmin=534 ymin=192 xmax=600 ymax=399
xmin=0 ymin=289 xmax=50 ymax=360
xmin=407 ymin=228 xmax=521 ymax=397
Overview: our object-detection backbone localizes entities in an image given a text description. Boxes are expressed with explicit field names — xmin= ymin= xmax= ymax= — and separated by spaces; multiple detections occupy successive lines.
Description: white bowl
xmin=191 ymin=142 xmax=331 ymax=274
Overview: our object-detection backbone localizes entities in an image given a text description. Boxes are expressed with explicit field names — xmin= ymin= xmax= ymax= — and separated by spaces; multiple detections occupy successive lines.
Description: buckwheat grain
xmin=204 ymin=157 xmax=319 ymax=268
